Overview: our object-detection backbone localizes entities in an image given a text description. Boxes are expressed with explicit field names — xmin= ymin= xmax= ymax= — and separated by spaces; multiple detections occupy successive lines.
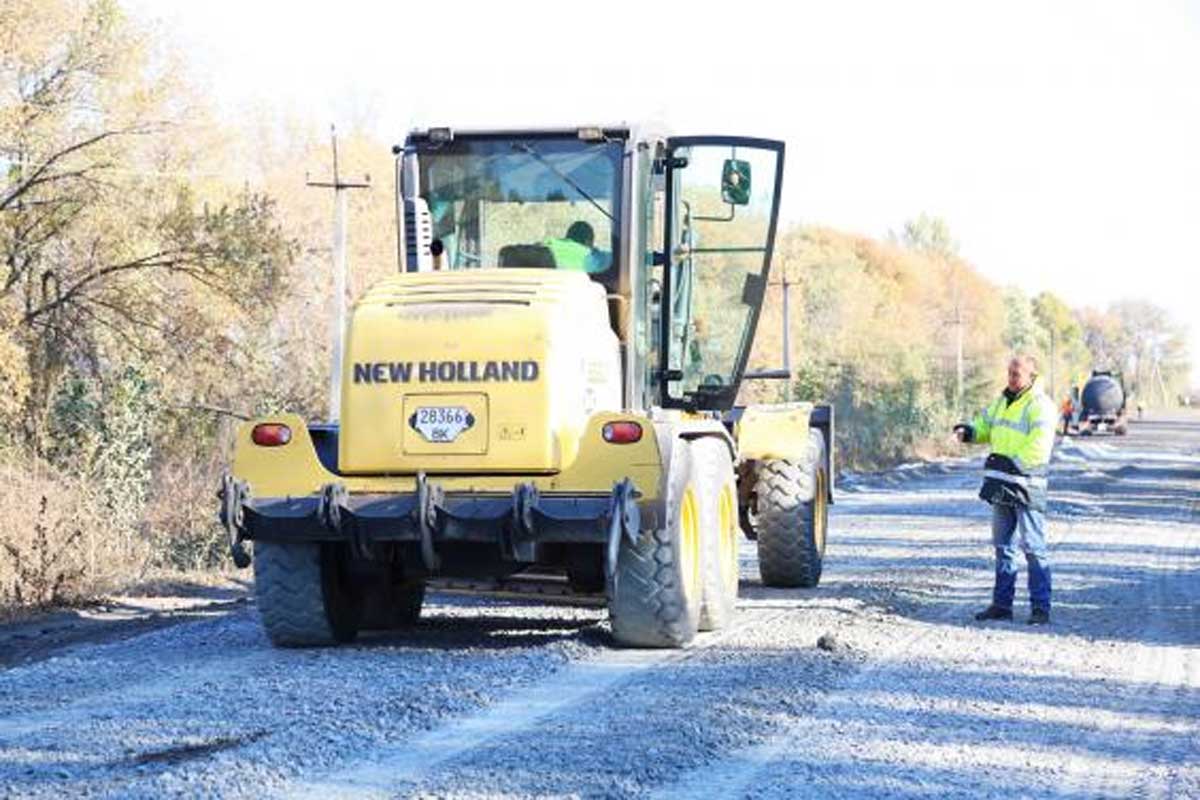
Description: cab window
xmin=417 ymin=135 xmax=623 ymax=289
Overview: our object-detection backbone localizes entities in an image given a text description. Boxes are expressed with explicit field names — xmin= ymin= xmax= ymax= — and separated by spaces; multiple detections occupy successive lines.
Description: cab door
xmin=658 ymin=137 xmax=785 ymax=410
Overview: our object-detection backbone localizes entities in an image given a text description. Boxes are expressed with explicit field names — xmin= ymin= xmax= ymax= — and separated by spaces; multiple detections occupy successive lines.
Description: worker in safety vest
xmin=954 ymin=354 xmax=1058 ymax=625
xmin=1059 ymin=395 xmax=1074 ymax=435
xmin=543 ymin=221 xmax=609 ymax=273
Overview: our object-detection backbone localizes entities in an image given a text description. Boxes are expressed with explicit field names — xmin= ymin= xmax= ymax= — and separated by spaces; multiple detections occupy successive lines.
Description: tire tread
xmin=254 ymin=541 xmax=340 ymax=647
xmin=755 ymin=431 xmax=827 ymax=588
xmin=610 ymin=443 xmax=701 ymax=648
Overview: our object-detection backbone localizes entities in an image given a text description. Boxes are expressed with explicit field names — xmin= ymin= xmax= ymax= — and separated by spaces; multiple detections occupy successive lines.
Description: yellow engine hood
xmin=337 ymin=269 xmax=621 ymax=475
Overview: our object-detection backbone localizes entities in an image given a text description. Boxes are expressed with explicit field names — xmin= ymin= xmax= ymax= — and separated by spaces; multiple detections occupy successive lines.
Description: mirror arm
xmin=744 ymin=369 xmax=791 ymax=380
xmin=676 ymin=246 xmax=769 ymax=256
xmin=694 ymin=204 xmax=736 ymax=222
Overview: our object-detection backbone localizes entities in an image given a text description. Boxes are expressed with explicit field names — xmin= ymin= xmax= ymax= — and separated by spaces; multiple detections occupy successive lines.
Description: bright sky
xmin=132 ymin=0 xmax=1200 ymax=384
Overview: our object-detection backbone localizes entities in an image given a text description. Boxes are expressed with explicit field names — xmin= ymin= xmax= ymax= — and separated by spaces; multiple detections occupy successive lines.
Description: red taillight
xmin=252 ymin=423 xmax=292 ymax=447
xmin=602 ymin=421 xmax=643 ymax=444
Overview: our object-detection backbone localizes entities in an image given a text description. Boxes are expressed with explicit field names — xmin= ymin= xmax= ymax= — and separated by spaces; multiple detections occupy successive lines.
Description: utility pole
xmin=955 ymin=303 xmax=964 ymax=418
xmin=1152 ymin=346 xmax=1170 ymax=406
xmin=307 ymin=126 xmax=370 ymax=423
xmin=780 ymin=271 xmax=792 ymax=376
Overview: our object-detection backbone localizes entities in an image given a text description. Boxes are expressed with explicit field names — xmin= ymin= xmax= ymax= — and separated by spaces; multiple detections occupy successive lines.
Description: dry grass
xmin=0 ymin=457 xmax=152 ymax=613
xmin=142 ymin=455 xmax=229 ymax=572
xmin=0 ymin=445 xmax=246 ymax=616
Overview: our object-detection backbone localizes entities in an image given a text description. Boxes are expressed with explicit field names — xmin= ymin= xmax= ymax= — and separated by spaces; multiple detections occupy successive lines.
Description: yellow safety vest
xmin=970 ymin=379 xmax=1057 ymax=474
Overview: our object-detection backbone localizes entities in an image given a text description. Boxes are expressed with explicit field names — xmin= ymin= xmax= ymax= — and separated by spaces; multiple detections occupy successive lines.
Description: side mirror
xmin=721 ymin=159 xmax=752 ymax=206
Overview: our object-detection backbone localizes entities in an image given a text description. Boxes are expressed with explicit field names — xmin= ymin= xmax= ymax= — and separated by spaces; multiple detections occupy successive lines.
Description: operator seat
xmin=498 ymin=244 xmax=556 ymax=269
xmin=498 ymin=242 xmax=624 ymax=340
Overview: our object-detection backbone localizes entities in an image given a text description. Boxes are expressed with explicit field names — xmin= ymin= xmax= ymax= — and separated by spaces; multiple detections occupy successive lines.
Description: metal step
xmin=427 ymin=572 xmax=607 ymax=607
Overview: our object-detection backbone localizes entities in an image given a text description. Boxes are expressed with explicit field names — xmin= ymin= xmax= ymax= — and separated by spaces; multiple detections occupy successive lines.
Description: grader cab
xmin=219 ymin=125 xmax=833 ymax=648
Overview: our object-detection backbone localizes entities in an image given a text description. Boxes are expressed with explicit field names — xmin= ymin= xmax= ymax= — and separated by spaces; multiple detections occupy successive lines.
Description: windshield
xmin=416 ymin=136 xmax=623 ymax=278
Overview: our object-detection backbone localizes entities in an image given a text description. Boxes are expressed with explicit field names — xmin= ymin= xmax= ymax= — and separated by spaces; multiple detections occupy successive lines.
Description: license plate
xmin=409 ymin=406 xmax=475 ymax=443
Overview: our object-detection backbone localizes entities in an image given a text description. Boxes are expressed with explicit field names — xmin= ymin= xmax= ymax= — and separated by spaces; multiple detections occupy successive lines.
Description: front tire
xmin=755 ymin=430 xmax=829 ymax=588
xmin=694 ymin=438 xmax=740 ymax=632
xmin=609 ymin=441 xmax=703 ymax=648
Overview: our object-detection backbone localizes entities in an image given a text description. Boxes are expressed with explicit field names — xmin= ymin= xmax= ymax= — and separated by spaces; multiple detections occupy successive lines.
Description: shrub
xmin=0 ymin=458 xmax=148 ymax=612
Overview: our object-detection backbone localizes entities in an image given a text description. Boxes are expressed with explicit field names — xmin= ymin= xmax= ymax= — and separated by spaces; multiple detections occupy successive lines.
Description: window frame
xmin=412 ymin=132 xmax=627 ymax=279
xmin=657 ymin=136 xmax=786 ymax=411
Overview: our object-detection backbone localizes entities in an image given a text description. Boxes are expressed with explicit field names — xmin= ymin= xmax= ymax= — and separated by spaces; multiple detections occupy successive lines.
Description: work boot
xmin=1027 ymin=608 xmax=1051 ymax=625
xmin=974 ymin=605 xmax=1013 ymax=621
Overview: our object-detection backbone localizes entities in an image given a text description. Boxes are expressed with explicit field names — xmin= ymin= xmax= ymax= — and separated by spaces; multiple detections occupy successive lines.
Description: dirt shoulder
xmin=0 ymin=574 xmax=249 ymax=669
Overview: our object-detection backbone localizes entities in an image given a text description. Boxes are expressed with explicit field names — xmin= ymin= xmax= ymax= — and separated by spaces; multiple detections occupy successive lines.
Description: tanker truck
xmin=1078 ymin=370 xmax=1128 ymax=436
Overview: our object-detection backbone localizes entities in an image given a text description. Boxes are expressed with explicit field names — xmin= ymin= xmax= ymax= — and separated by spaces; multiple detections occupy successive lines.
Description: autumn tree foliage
xmin=0 ymin=0 xmax=297 ymax=599
xmin=745 ymin=218 xmax=1191 ymax=468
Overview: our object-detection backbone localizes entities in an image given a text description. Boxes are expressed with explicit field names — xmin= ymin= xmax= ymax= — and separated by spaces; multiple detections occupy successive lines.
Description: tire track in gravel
xmin=989 ymin=519 xmax=1198 ymax=800
xmin=650 ymin=598 xmax=966 ymax=799
xmin=1089 ymin=487 xmax=1199 ymax=799
xmin=1032 ymin=442 xmax=1199 ymax=798
xmin=283 ymin=606 xmax=795 ymax=800
xmin=1171 ymin=488 xmax=1200 ymax=797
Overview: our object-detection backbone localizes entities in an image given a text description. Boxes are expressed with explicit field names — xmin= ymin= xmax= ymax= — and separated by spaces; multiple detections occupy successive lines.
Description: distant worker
xmin=954 ymin=354 xmax=1058 ymax=625
xmin=543 ymin=221 xmax=610 ymax=273
xmin=1059 ymin=394 xmax=1074 ymax=435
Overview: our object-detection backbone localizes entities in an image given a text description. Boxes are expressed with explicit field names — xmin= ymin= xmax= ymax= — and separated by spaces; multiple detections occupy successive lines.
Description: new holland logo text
xmin=352 ymin=360 xmax=540 ymax=384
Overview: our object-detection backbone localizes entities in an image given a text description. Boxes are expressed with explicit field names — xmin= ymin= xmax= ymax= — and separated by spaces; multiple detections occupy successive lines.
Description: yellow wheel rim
xmin=718 ymin=483 xmax=738 ymax=594
xmin=814 ymin=471 xmax=828 ymax=553
xmin=679 ymin=487 xmax=700 ymax=597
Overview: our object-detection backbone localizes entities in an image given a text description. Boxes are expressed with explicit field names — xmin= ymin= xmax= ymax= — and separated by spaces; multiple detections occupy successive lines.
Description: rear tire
xmin=609 ymin=441 xmax=703 ymax=648
xmin=694 ymin=438 xmax=739 ymax=632
xmin=360 ymin=572 xmax=425 ymax=630
xmin=566 ymin=546 xmax=607 ymax=594
xmin=254 ymin=541 xmax=361 ymax=646
xmin=755 ymin=430 xmax=829 ymax=588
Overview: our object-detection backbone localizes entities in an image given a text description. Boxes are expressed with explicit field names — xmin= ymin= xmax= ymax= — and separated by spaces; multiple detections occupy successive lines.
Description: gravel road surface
xmin=2 ymin=411 xmax=1197 ymax=799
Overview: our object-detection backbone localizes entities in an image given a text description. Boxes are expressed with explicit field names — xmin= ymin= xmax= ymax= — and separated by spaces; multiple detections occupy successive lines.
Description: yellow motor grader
xmin=219 ymin=125 xmax=833 ymax=648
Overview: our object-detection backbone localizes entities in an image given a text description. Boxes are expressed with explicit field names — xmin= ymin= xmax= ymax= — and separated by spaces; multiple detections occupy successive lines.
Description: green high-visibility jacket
xmin=543 ymin=238 xmax=603 ymax=273
xmin=969 ymin=378 xmax=1058 ymax=473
